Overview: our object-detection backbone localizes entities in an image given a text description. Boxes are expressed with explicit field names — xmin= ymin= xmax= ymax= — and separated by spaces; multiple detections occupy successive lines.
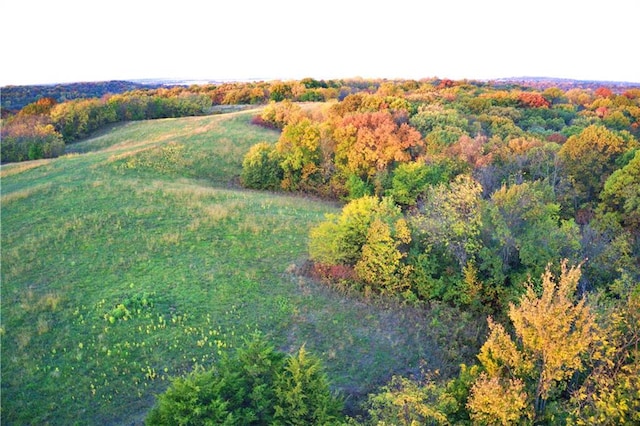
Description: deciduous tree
xmin=469 ymin=262 xmax=598 ymax=422
xmin=355 ymin=217 xmax=412 ymax=295
xmin=559 ymin=125 xmax=633 ymax=205
xmin=241 ymin=142 xmax=282 ymax=190
xmin=275 ymin=118 xmax=322 ymax=191
xmin=598 ymin=149 xmax=640 ymax=233
xmin=333 ymin=111 xmax=423 ymax=183
xmin=569 ymin=291 xmax=640 ymax=425
xmin=309 ymin=196 xmax=403 ymax=266
xmin=411 ymin=174 xmax=484 ymax=270
xmin=467 ymin=373 xmax=532 ymax=425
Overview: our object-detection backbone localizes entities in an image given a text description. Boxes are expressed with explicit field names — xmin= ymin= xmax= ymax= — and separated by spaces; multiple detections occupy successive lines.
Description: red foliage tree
xmin=518 ymin=92 xmax=551 ymax=109
xmin=595 ymin=87 xmax=613 ymax=98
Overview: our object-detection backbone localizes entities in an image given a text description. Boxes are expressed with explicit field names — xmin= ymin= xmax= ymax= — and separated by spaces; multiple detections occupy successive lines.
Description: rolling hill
xmin=0 ymin=108 xmax=481 ymax=424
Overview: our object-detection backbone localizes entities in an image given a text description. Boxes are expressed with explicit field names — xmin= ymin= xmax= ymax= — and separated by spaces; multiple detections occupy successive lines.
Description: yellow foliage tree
xmin=509 ymin=262 xmax=597 ymax=413
xmin=366 ymin=374 xmax=452 ymax=426
xmin=468 ymin=261 xmax=598 ymax=422
xmin=276 ymin=118 xmax=322 ymax=191
xmin=355 ymin=218 xmax=412 ymax=296
xmin=569 ymin=290 xmax=640 ymax=425
xmin=477 ymin=318 xmax=531 ymax=379
xmin=467 ymin=373 xmax=532 ymax=425
xmin=558 ymin=125 xmax=634 ymax=204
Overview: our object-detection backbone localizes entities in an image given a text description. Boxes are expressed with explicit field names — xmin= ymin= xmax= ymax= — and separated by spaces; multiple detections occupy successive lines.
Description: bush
xmin=1 ymin=115 xmax=65 ymax=163
xmin=146 ymin=336 xmax=343 ymax=425
xmin=241 ymin=142 xmax=283 ymax=190
xmin=309 ymin=196 xmax=401 ymax=266
xmin=309 ymin=196 xmax=415 ymax=296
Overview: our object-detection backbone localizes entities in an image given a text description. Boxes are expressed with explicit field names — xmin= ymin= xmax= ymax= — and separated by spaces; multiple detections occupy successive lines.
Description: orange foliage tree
xmin=333 ymin=111 xmax=423 ymax=187
xmin=518 ymin=91 xmax=551 ymax=109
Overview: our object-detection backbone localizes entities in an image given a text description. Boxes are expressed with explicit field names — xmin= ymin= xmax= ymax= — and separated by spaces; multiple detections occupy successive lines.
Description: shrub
xmin=309 ymin=196 xmax=417 ymax=296
xmin=1 ymin=115 xmax=65 ymax=163
xmin=309 ymin=196 xmax=402 ymax=266
xmin=146 ymin=336 xmax=343 ymax=425
xmin=241 ymin=142 xmax=283 ymax=190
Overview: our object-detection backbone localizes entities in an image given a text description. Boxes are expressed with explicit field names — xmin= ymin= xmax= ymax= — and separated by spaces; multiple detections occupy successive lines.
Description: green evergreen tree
xmin=147 ymin=337 xmax=343 ymax=425
xmin=145 ymin=366 xmax=235 ymax=425
xmin=219 ymin=336 xmax=286 ymax=424
xmin=274 ymin=346 xmax=343 ymax=425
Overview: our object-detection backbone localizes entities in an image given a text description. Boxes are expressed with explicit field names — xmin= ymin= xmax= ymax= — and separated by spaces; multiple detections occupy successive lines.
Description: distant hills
xmin=0 ymin=80 xmax=169 ymax=112
xmin=491 ymin=76 xmax=640 ymax=93
xmin=0 ymin=79 xmax=260 ymax=112
xmin=3 ymin=76 xmax=640 ymax=113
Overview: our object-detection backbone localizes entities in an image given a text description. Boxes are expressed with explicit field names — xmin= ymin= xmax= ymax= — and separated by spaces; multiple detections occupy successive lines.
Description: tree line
xmin=1 ymin=80 xmax=163 ymax=112
xmin=0 ymin=90 xmax=210 ymax=162
xmin=241 ymin=85 xmax=639 ymax=310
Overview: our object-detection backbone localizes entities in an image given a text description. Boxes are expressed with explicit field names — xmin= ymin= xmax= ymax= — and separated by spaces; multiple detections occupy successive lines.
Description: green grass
xmin=1 ymin=110 xmax=483 ymax=424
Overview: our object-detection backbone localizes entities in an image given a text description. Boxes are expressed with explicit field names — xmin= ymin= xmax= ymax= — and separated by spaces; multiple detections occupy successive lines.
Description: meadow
xmin=1 ymin=110 xmax=482 ymax=424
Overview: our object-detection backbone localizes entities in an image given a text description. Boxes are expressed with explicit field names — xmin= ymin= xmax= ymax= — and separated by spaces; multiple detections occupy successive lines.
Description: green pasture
xmin=1 ymin=111 xmax=480 ymax=424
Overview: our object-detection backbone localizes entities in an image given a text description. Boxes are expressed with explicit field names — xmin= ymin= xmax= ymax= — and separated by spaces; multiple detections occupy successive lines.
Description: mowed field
xmin=1 ymin=109 xmax=481 ymax=424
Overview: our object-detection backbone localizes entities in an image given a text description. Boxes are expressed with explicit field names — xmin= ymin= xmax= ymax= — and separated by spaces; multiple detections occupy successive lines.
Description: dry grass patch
xmin=18 ymin=288 xmax=63 ymax=313
xmin=106 ymin=145 xmax=157 ymax=163
xmin=102 ymin=131 xmax=179 ymax=153
xmin=200 ymin=204 xmax=232 ymax=222
xmin=1 ymin=182 xmax=53 ymax=205
xmin=185 ymin=200 xmax=247 ymax=230
xmin=36 ymin=317 xmax=51 ymax=335
xmin=0 ymin=159 xmax=49 ymax=178
xmin=191 ymin=120 xmax=222 ymax=135
xmin=158 ymin=179 xmax=223 ymax=199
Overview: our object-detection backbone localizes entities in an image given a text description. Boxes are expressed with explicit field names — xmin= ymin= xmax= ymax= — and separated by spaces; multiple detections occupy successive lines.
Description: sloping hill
xmin=0 ymin=110 xmax=482 ymax=424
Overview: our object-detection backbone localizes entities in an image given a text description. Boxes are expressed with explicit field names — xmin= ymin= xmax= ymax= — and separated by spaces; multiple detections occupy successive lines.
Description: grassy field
xmin=1 ymin=110 xmax=483 ymax=424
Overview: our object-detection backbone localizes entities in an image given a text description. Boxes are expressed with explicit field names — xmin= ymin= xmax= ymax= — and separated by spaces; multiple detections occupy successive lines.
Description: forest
xmin=237 ymin=80 xmax=640 ymax=423
xmin=1 ymin=77 xmax=639 ymax=424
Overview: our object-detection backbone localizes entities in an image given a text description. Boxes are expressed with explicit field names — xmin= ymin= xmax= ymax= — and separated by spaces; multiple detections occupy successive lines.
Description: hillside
xmin=0 ymin=109 xmax=480 ymax=424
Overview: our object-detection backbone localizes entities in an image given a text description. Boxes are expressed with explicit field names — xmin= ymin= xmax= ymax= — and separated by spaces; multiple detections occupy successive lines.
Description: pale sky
xmin=2 ymin=0 xmax=639 ymax=86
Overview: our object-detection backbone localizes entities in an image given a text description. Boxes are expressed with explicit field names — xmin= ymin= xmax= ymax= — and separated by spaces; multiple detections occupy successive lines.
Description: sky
xmin=2 ymin=0 xmax=639 ymax=86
